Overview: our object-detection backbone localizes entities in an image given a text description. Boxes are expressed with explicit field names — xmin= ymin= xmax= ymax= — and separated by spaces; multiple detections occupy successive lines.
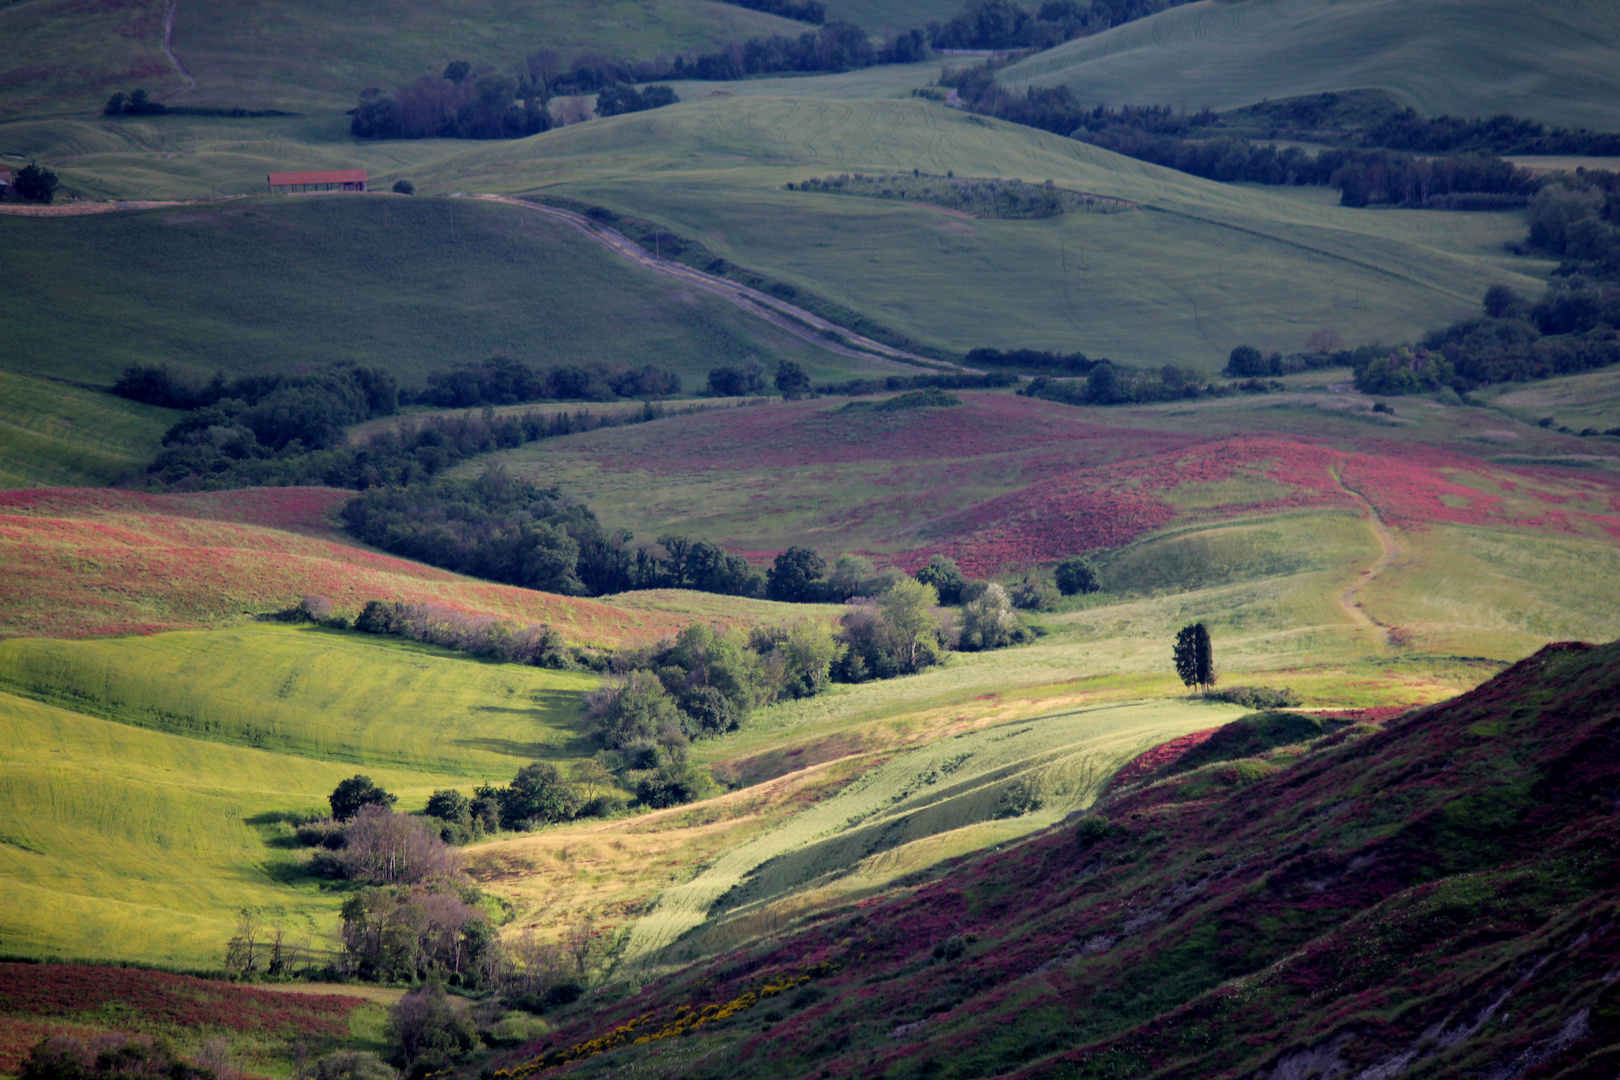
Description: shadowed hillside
xmin=1003 ymin=0 xmax=1620 ymax=131
xmin=483 ymin=638 xmax=1620 ymax=1080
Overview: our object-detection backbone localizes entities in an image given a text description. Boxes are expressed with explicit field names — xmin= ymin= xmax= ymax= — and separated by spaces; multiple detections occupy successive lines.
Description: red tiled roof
xmin=267 ymin=170 xmax=367 ymax=185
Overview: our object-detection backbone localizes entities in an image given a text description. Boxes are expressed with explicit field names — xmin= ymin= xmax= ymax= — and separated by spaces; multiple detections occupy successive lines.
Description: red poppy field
xmin=0 ymin=488 xmax=689 ymax=644
xmin=0 ymin=964 xmax=364 ymax=1075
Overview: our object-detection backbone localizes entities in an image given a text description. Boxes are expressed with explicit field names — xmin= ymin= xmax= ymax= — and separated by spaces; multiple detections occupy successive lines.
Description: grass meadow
xmin=1001 ymin=0 xmax=1620 ymax=131
xmin=0 ymin=624 xmax=600 ymax=774
xmin=0 ymin=195 xmax=860 ymax=387
xmin=410 ymin=96 xmax=1539 ymax=364
xmin=0 ymin=370 xmax=177 ymax=488
xmin=0 ymin=689 xmax=474 ymax=967
xmin=8 ymin=95 xmax=1542 ymax=369
xmin=0 ymin=487 xmax=706 ymax=643
xmin=0 ymin=0 xmax=808 ymax=119
xmin=618 ymin=696 xmax=1248 ymax=974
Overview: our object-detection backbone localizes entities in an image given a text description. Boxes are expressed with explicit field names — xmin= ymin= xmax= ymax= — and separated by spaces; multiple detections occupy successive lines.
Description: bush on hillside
xmin=309 ymin=1052 xmax=397 ymax=1080
xmin=390 ymin=984 xmax=478 ymax=1079
xmin=1204 ymin=685 xmax=1303 ymax=709
xmin=19 ymin=1035 xmax=212 ymax=1080
xmin=329 ymin=776 xmax=397 ymax=821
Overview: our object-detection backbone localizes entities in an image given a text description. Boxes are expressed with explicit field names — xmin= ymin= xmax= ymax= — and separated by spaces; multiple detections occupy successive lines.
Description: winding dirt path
xmin=160 ymin=0 xmax=196 ymax=102
xmin=1330 ymin=463 xmax=1400 ymax=648
xmin=480 ymin=195 xmax=962 ymax=372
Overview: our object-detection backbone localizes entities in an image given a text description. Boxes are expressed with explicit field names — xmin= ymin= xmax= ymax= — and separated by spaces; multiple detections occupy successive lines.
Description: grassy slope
xmin=0 ymin=370 xmax=178 ymax=488
xmin=492 ymin=640 xmax=1620 ymax=1080
xmin=7 ymin=97 xmax=1540 ymax=367
xmin=0 ymin=195 xmax=862 ymax=387
xmin=454 ymin=389 xmax=1620 ymax=662
xmin=1482 ymin=367 xmax=1620 ymax=433
xmin=0 ymin=0 xmax=809 ymax=119
xmin=0 ymin=687 xmax=474 ymax=967
xmin=1003 ymin=0 xmax=1620 ymax=130
xmin=0 ymin=624 xmax=597 ymax=774
xmin=0 ymin=487 xmax=713 ymax=644
xmin=407 ymin=96 xmax=1540 ymax=364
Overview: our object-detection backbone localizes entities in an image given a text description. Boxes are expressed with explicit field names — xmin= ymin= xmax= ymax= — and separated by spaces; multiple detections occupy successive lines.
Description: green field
xmin=1481 ymin=368 xmax=1620 ymax=435
xmin=0 ymin=369 xmax=177 ymax=488
xmin=0 ymin=0 xmax=809 ymax=119
xmin=0 ymin=689 xmax=475 ymax=966
xmin=0 ymin=195 xmax=867 ymax=386
xmin=3 ymin=94 xmax=1548 ymax=373
xmin=622 ymin=695 xmax=1247 ymax=973
xmin=0 ymin=624 xmax=599 ymax=775
xmin=1002 ymin=0 xmax=1620 ymax=131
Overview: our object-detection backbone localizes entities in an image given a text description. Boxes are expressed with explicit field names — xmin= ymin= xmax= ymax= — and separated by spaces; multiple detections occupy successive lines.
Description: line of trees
xmin=1352 ymin=281 xmax=1620 ymax=396
xmin=115 ymin=364 xmax=399 ymax=453
xmin=350 ymin=66 xmax=555 ymax=139
xmin=715 ymin=0 xmax=827 ymax=23
xmin=413 ymin=356 xmax=686 ymax=408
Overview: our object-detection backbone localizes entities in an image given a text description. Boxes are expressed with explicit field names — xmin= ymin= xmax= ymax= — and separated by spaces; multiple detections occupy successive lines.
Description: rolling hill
xmin=11 ymin=96 xmax=1544 ymax=370
xmin=1002 ymin=0 xmax=1620 ymax=131
xmin=0 ymin=0 xmax=813 ymax=119
xmin=479 ymin=637 xmax=1620 ymax=1080
xmin=0 ymin=195 xmax=868 ymax=388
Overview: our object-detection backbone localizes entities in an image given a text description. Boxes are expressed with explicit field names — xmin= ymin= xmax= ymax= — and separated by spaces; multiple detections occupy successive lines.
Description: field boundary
xmin=1331 ymin=462 xmax=1400 ymax=648
xmin=486 ymin=196 xmax=967 ymax=373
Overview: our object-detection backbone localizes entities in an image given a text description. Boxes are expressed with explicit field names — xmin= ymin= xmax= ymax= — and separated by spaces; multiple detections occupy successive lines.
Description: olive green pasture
xmin=1481 ymin=368 xmax=1620 ymax=435
xmin=0 ymin=195 xmax=858 ymax=386
xmin=0 ymin=623 xmax=599 ymax=776
xmin=0 ymin=690 xmax=475 ymax=967
xmin=0 ymin=0 xmax=809 ymax=119
xmin=822 ymin=0 xmax=964 ymax=31
xmin=0 ymin=369 xmax=178 ymax=488
xmin=1002 ymin=0 xmax=1620 ymax=132
xmin=11 ymin=96 xmax=1541 ymax=367
xmin=621 ymin=695 xmax=1250 ymax=973
xmin=409 ymin=96 xmax=1540 ymax=364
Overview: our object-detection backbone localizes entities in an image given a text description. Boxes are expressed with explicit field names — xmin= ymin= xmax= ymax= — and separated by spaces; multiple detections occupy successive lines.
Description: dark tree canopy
xmin=1172 ymin=623 xmax=1215 ymax=691
xmin=768 ymin=546 xmax=829 ymax=602
xmin=914 ymin=554 xmax=968 ymax=605
xmin=330 ymin=775 xmax=398 ymax=821
xmin=1055 ymin=556 xmax=1101 ymax=595
xmin=13 ymin=162 xmax=59 ymax=204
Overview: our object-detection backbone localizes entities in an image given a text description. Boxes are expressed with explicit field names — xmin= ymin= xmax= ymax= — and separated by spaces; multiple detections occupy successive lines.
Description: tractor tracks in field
xmin=160 ymin=0 xmax=196 ymax=102
xmin=1331 ymin=463 xmax=1400 ymax=648
xmin=479 ymin=195 xmax=961 ymax=373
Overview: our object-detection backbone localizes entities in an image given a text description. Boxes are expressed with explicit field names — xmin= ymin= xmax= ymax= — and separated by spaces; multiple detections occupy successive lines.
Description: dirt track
xmin=1331 ymin=463 xmax=1400 ymax=649
xmin=479 ymin=195 xmax=961 ymax=372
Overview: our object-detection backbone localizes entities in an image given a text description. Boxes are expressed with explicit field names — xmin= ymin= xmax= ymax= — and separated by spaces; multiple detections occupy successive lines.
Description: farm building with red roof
xmin=267 ymin=169 xmax=367 ymax=194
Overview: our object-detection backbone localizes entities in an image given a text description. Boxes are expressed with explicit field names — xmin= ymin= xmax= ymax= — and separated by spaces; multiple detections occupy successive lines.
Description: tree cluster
xmin=351 ymin=69 xmax=552 ymax=140
xmin=1524 ymin=179 xmax=1620 ymax=279
xmin=789 ymin=171 xmax=1128 ymax=219
xmin=340 ymin=470 xmax=621 ymax=595
xmin=713 ymin=0 xmax=827 ymax=23
xmin=103 ymin=89 xmax=167 ymax=116
xmin=1018 ymin=364 xmax=1274 ymax=407
xmin=115 ymin=364 xmax=398 ymax=459
xmin=414 ymin=355 xmax=683 ymax=408
xmin=964 ymin=348 xmax=1097 ymax=375
xmin=346 ymin=598 xmax=576 ymax=668
xmin=1353 ymin=281 xmax=1620 ymax=395
xmin=8 ymin=162 xmax=59 ymax=204
xmin=139 ymin=396 xmax=672 ymax=492
xmin=816 ymin=371 xmax=1018 ymax=395
xmin=593 ymin=83 xmax=679 ymax=119
xmin=1172 ymin=622 xmax=1215 ymax=692
xmin=944 ymin=76 xmax=1552 ymax=210
xmin=339 ymin=884 xmax=493 ymax=985
xmin=17 ymin=1035 xmax=216 ymax=1080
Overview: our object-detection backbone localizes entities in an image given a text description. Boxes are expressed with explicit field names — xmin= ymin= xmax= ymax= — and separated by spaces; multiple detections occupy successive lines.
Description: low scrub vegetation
xmin=788 ymin=172 xmax=1131 ymax=219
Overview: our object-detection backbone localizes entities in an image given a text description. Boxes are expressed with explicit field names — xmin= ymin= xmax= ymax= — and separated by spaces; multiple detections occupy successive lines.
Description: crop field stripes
xmin=1145 ymin=204 xmax=1484 ymax=305
xmin=614 ymin=697 xmax=1243 ymax=975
